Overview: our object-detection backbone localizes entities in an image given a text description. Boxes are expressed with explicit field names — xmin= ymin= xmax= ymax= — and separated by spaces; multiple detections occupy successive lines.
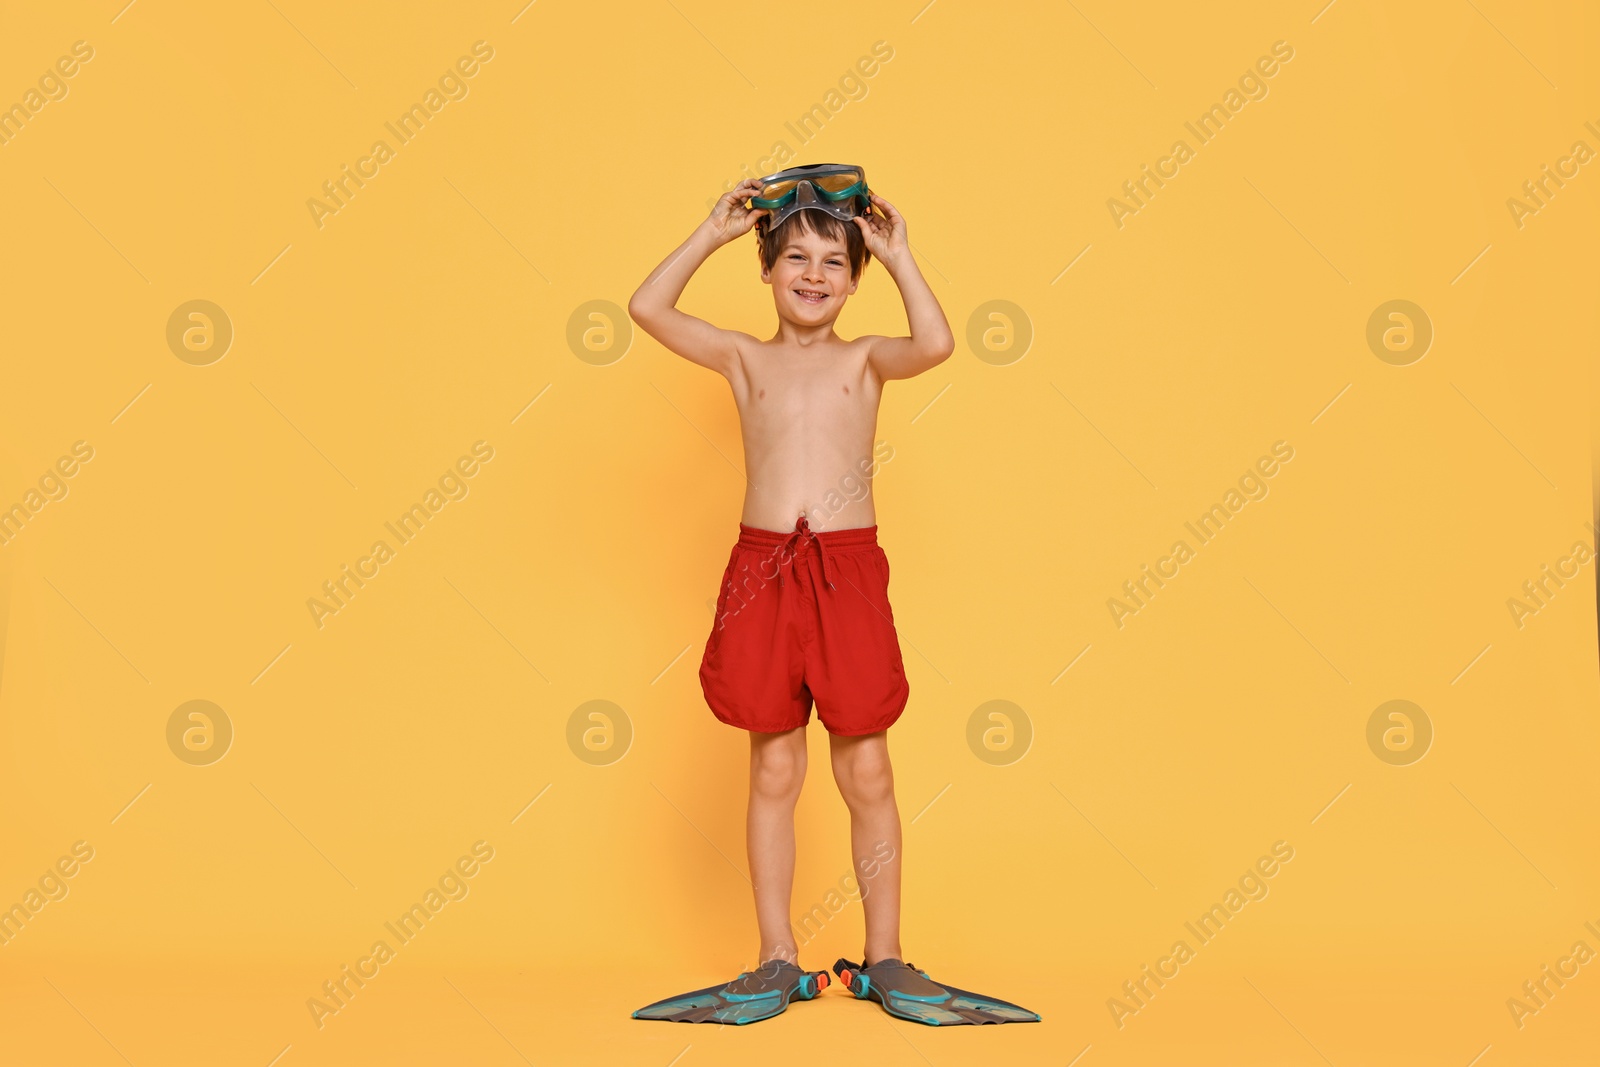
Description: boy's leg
xmin=748 ymin=726 xmax=808 ymax=964
xmin=828 ymin=730 xmax=902 ymax=965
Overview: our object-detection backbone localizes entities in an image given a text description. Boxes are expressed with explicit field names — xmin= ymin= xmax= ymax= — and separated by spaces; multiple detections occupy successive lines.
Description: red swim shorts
xmin=699 ymin=515 xmax=910 ymax=736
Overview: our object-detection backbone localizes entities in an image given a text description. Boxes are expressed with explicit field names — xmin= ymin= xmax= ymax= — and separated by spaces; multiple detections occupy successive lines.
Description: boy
xmin=628 ymin=165 xmax=1038 ymax=1026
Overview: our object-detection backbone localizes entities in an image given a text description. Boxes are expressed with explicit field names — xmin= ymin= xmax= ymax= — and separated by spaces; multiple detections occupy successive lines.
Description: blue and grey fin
xmin=832 ymin=957 xmax=1040 ymax=1025
xmin=633 ymin=960 xmax=829 ymax=1024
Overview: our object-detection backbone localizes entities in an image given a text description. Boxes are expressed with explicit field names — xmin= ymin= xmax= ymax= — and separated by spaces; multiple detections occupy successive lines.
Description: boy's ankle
xmin=757 ymin=944 xmax=800 ymax=966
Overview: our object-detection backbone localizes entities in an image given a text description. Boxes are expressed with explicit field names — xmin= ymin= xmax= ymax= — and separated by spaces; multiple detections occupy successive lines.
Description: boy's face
xmin=760 ymin=224 xmax=860 ymax=325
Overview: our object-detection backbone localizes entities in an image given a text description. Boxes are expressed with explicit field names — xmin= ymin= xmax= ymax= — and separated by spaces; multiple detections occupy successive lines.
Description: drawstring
xmin=776 ymin=515 xmax=835 ymax=591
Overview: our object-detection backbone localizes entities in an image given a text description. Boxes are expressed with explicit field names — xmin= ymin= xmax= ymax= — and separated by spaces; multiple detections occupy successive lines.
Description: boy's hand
xmin=853 ymin=192 xmax=909 ymax=266
xmin=704 ymin=177 xmax=769 ymax=244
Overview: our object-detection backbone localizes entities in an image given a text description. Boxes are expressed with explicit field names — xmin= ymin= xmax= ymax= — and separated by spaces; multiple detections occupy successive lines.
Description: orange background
xmin=0 ymin=1 xmax=1595 ymax=1064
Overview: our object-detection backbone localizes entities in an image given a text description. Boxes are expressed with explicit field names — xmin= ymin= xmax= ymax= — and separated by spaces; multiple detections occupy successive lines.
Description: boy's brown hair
xmin=757 ymin=210 xmax=870 ymax=281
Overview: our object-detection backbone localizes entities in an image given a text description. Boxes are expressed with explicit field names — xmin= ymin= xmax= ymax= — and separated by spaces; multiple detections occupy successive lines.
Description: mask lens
xmin=759 ymin=179 xmax=798 ymax=201
xmin=813 ymin=171 xmax=861 ymax=193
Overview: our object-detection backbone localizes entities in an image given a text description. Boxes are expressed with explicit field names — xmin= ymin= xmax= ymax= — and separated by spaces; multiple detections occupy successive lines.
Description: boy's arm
xmin=628 ymin=178 xmax=768 ymax=377
xmin=857 ymin=193 xmax=957 ymax=381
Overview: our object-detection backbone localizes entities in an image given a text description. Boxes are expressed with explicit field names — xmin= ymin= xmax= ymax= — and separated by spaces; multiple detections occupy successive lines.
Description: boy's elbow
xmin=627 ymin=295 xmax=667 ymax=334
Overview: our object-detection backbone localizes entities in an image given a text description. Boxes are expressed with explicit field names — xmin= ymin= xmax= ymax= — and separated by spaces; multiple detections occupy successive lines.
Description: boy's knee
xmin=836 ymin=747 xmax=894 ymax=805
xmin=751 ymin=742 xmax=806 ymax=799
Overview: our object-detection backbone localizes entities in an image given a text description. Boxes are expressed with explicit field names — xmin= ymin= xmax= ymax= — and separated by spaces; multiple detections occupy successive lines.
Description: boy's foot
xmin=632 ymin=960 xmax=831 ymax=1024
xmin=832 ymin=958 xmax=1041 ymax=1025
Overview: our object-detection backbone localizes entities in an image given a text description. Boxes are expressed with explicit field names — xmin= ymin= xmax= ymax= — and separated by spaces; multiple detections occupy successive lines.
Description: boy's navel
xmin=843 ymin=385 xmax=850 ymax=394
xmin=758 ymin=389 xmax=765 ymax=399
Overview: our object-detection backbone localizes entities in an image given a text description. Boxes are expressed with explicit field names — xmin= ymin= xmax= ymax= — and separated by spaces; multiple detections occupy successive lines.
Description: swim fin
xmin=833 ymin=958 xmax=1040 ymax=1025
xmin=632 ymin=960 xmax=830 ymax=1024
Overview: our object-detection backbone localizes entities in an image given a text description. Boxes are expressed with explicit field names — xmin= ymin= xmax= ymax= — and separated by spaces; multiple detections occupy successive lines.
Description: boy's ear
xmin=757 ymin=239 xmax=772 ymax=284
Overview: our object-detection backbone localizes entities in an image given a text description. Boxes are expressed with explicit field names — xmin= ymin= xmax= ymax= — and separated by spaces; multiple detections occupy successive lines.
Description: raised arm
xmin=628 ymin=178 xmax=768 ymax=377
xmin=855 ymin=193 xmax=956 ymax=381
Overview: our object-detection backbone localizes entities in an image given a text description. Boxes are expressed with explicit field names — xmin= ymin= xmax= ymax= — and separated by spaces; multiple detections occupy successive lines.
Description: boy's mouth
xmin=793 ymin=288 xmax=829 ymax=305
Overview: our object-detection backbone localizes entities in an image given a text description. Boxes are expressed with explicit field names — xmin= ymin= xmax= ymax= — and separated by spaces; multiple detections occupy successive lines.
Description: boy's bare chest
xmin=735 ymin=358 xmax=879 ymax=428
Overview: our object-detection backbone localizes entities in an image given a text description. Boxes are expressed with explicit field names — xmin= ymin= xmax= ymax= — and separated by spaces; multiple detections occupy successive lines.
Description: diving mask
xmin=750 ymin=163 xmax=870 ymax=234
